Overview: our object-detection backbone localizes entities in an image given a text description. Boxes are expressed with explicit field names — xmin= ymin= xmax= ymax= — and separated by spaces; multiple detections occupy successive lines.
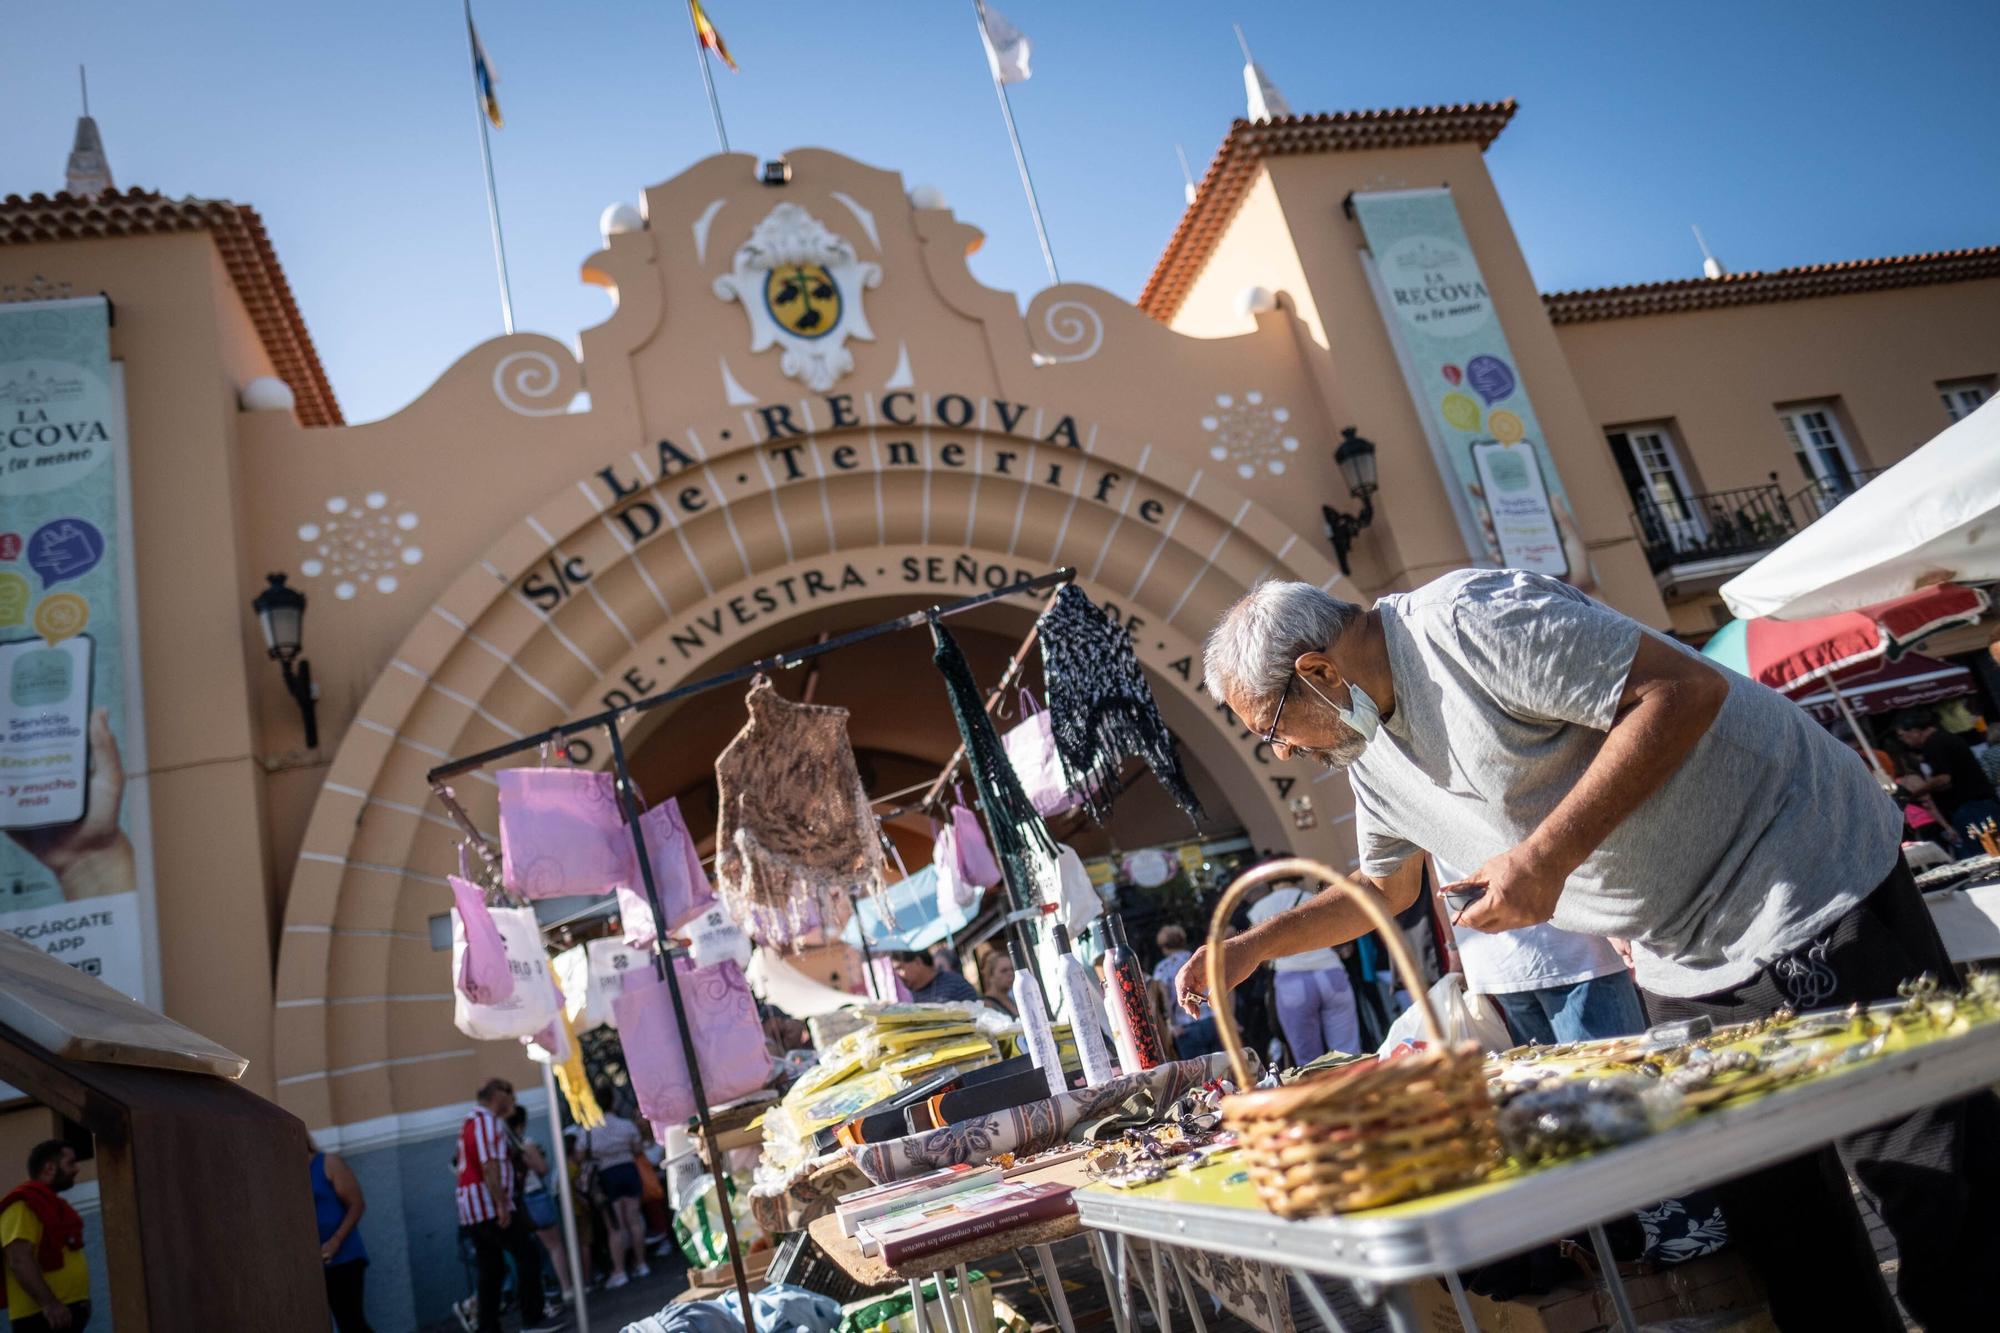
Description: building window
xmin=1607 ymin=423 xmax=1704 ymax=550
xmin=1940 ymin=378 xmax=1992 ymax=423
xmin=1777 ymin=403 xmax=1863 ymax=506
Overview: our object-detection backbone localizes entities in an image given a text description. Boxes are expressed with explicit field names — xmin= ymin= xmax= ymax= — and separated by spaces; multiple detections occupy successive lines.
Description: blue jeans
xmin=1491 ymin=970 xmax=1645 ymax=1045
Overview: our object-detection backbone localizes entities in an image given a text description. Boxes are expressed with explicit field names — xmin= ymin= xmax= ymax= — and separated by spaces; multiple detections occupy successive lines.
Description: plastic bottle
xmin=1101 ymin=915 xmax=1165 ymax=1071
xmin=1009 ymin=934 xmax=1069 ymax=1098
xmin=1049 ymin=924 xmax=1118 ymax=1088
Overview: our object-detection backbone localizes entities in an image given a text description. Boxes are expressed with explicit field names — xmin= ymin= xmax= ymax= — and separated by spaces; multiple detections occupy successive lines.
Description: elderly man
xmin=1179 ymin=570 xmax=1999 ymax=1332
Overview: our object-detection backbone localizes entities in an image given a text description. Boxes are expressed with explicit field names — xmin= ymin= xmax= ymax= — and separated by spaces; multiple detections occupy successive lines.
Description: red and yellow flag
xmin=690 ymin=0 xmax=738 ymax=72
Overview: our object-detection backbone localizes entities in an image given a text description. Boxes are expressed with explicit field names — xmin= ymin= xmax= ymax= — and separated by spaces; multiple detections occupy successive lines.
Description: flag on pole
xmin=691 ymin=0 xmax=739 ymax=72
xmin=978 ymin=4 xmax=1032 ymax=85
xmin=468 ymin=11 xmax=503 ymax=127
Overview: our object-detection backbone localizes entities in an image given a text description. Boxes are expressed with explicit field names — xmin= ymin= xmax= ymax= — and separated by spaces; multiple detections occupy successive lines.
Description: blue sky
xmin=6 ymin=2 xmax=1997 ymax=424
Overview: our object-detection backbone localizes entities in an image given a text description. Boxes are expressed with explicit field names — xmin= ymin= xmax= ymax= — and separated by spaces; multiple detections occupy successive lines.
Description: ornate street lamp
xmin=1321 ymin=426 xmax=1380 ymax=577
xmin=251 ymin=572 xmax=319 ymax=749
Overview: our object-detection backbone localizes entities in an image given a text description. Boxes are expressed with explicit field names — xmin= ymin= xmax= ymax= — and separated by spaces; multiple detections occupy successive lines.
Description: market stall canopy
xmin=1721 ymin=397 xmax=2000 ymax=620
xmin=1701 ymin=584 xmax=1990 ymax=696
xmin=1794 ymin=652 xmax=1974 ymax=724
xmin=839 ymin=865 xmax=976 ymax=953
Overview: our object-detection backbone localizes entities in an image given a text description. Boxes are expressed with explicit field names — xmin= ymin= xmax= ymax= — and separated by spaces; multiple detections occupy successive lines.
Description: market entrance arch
xmin=273 ymin=410 xmax=1354 ymax=1131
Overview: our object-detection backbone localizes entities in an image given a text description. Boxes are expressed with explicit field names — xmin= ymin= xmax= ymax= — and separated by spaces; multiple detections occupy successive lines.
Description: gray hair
xmin=1204 ymin=582 xmax=1362 ymax=708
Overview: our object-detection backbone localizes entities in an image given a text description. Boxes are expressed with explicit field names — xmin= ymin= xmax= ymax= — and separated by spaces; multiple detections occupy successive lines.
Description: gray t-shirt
xmin=1349 ymin=569 xmax=1899 ymax=998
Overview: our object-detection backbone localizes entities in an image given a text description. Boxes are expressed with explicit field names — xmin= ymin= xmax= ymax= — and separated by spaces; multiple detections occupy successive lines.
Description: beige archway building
xmin=3 ymin=97 xmax=1995 ymax=1326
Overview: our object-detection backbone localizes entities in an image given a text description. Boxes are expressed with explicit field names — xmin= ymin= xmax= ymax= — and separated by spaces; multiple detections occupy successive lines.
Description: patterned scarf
xmin=1039 ymin=584 xmax=1203 ymax=823
xmin=930 ymin=620 xmax=1059 ymax=911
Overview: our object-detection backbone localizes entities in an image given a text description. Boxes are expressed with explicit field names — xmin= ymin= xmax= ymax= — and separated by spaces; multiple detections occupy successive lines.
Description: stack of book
xmin=849 ymin=1178 xmax=1078 ymax=1265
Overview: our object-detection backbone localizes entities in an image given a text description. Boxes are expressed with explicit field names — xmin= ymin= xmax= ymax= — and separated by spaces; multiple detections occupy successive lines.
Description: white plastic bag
xmin=584 ymin=936 xmax=652 ymax=1030
xmin=453 ymin=905 xmax=559 ymax=1041
xmin=1375 ymin=972 xmax=1512 ymax=1057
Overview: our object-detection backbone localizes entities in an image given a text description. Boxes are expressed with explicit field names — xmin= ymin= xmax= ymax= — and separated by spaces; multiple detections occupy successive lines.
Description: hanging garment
xmin=635 ymin=796 xmax=717 ymax=933
xmin=453 ymin=905 xmax=559 ymax=1041
xmin=451 ymin=875 xmax=515 ymax=1005
xmin=615 ymin=958 xmax=770 ymax=1129
xmin=713 ymin=675 xmax=885 ymax=947
xmin=950 ymin=799 xmax=1002 ymax=888
xmin=552 ymin=1003 xmax=605 ymax=1130
xmin=1038 ymin=583 xmax=1203 ymax=823
xmin=497 ymin=767 xmax=632 ymax=898
xmin=1001 ymin=690 xmax=1082 ymax=817
xmin=932 ymin=823 xmax=976 ymax=915
xmin=930 ymin=621 xmax=1061 ymax=910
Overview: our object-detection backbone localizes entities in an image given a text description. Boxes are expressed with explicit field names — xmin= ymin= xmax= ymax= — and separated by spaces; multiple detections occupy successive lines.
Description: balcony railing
xmin=1631 ymin=468 xmax=1888 ymax=574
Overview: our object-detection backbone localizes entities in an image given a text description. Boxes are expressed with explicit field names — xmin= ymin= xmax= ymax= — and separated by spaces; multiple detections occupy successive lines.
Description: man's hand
xmin=322 ymin=1238 xmax=340 ymax=1263
xmin=1446 ymin=844 xmax=1568 ymax=933
xmin=43 ymin=1297 xmax=74 ymax=1329
xmin=1173 ymin=943 xmax=1255 ymax=1018
xmin=495 ymin=1204 xmax=512 ymax=1232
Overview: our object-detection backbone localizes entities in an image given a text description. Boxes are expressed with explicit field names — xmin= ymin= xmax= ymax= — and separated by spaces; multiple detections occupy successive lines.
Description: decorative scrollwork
xmin=492 ymin=349 xmax=571 ymax=417
xmin=1039 ymin=299 xmax=1103 ymax=364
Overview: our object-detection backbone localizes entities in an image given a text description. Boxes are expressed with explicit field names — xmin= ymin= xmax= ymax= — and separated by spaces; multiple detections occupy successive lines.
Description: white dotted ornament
xmin=1200 ymin=392 xmax=1304 ymax=482
xmin=295 ymin=495 xmax=424 ymax=598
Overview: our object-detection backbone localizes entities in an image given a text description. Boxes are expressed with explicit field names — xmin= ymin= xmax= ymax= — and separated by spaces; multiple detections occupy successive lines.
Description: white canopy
xmin=1721 ymin=397 xmax=2000 ymax=620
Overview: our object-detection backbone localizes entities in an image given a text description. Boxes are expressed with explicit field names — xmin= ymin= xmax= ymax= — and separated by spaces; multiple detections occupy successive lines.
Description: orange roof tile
xmin=0 ymin=187 xmax=341 ymax=427
xmin=1139 ymin=102 xmax=1519 ymax=323
xmin=1542 ymin=246 xmax=2000 ymax=324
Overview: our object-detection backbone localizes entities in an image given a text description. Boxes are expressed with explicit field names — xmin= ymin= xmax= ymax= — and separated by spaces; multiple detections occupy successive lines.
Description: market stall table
xmin=809 ymin=1158 xmax=1123 ymax=1333
xmin=1076 ymin=1009 xmax=2000 ymax=1333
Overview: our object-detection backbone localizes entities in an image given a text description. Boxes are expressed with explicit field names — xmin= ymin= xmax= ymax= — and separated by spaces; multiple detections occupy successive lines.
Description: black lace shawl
xmin=930 ymin=619 xmax=1060 ymax=910
xmin=1038 ymin=584 xmax=1203 ymax=824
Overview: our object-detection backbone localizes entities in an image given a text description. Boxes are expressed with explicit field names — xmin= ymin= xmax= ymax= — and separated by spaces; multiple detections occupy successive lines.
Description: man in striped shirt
xmin=456 ymin=1079 xmax=564 ymax=1333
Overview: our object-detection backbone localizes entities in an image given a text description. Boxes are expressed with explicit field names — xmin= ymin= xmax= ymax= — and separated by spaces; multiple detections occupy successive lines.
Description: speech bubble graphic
xmin=33 ymin=592 xmax=89 ymax=645
xmin=1489 ymin=409 xmax=1526 ymax=444
xmin=1441 ymin=392 xmax=1481 ymax=432
xmin=0 ymin=572 xmax=27 ymax=628
xmin=1466 ymin=354 xmax=1516 ymax=406
xmin=1440 ymin=364 xmax=1463 ymax=386
xmin=27 ymin=518 xmax=105 ymax=590
xmin=0 ymin=532 xmax=21 ymax=562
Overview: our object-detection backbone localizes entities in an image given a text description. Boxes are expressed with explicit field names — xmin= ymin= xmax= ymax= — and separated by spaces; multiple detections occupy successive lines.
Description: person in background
xmin=456 ymin=1078 xmax=564 ymax=1333
xmin=577 ymin=1103 xmax=649 ymax=1289
xmin=309 ymin=1140 xmax=371 ymax=1332
xmin=1 ymin=1141 xmax=88 ymax=1332
xmin=1247 ymin=878 xmax=1362 ymax=1062
xmin=506 ymin=1106 xmax=572 ymax=1307
xmin=891 ymin=949 xmax=980 ymax=1004
xmin=1894 ymin=707 xmax=2000 ymax=843
xmin=1151 ymin=925 xmax=1218 ymax=1057
xmin=970 ymin=938 xmax=1019 ymax=1017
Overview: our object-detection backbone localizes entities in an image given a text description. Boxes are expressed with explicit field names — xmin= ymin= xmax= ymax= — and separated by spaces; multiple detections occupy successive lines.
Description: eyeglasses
xmin=1261 ymin=670 xmax=1296 ymax=748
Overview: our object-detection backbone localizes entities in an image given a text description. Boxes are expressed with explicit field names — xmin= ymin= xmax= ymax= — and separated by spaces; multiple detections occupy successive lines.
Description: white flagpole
xmin=463 ymin=0 xmax=515 ymax=335
xmin=686 ymin=1 xmax=731 ymax=153
xmin=970 ymin=0 xmax=1059 ymax=286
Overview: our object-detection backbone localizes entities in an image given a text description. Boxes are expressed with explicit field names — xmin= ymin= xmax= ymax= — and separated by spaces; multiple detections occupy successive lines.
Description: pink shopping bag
xmin=635 ymin=796 xmax=717 ymax=933
xmin=498 ymin=767 xmax=632 ymax=898
xmin=949 ymin=800 xmax=1001 ymax=888
xmin=451 ymin=875 xmax=515 ymax=1005
xmin=614 ymin=958 xmax=770 ymax=1128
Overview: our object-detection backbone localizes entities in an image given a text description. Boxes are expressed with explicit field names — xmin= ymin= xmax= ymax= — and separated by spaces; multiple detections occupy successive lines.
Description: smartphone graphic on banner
xmin=1469 ymin=440 xmax=1569 ymax=579
xmin=1 ymin=634 xmax=96 ymax=831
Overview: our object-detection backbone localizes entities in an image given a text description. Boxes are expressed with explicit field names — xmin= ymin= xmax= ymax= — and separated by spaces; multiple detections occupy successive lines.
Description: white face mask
xmin=1301 ymin=675 xmax=1381 ymax=746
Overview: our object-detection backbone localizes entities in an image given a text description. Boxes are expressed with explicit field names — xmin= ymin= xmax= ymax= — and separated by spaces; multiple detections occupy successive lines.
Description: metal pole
xmin=463 ymin=0 xmax=515 ymax=334
xmin=1826 ymin=679 xmax=1892 ymax=782
xmin=685 ymin=0 xmax=730 ymax=153
xmin=970 ymin=0 xmax=1058 ymax=286
xmin=539 ymin=1056 xmax=590 ymax=1333
xmin=604 ymin=721 xmax=754 ymax=1318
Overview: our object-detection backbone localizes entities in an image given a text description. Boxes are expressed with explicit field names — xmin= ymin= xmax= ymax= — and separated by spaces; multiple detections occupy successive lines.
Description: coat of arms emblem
xmin=713 ymin=203 xmax=882 ymax=391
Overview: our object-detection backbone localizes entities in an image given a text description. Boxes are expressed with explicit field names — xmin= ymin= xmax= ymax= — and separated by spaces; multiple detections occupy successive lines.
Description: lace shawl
xmin=713 ymin=675 xmax=885 ymax=947
xmin=930 ymin=621 xmax=1060 ymax=910
xmin=1038 ymin=584 xmax=1203 ymax=824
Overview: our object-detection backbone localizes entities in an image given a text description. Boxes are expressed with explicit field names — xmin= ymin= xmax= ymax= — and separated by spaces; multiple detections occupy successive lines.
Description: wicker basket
xmin=1206 ymin=857 xmax=1500 ymax=1217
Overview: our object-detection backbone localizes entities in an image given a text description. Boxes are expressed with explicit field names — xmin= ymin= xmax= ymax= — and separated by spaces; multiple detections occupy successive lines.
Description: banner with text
xmin=0 ymin=297 xmax=154 ymax=1015
xmin=1352 ymin=188 xmax=1589 ymax=584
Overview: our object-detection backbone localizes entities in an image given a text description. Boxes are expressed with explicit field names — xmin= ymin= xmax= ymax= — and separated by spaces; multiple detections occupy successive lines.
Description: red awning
xmin=1797 ymin=652 xmax=1976 ymax=723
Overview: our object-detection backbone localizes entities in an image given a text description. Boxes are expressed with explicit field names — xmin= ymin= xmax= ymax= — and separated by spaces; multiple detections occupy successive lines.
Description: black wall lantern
xmin=251 ymin=572 xmax=319 ymax=749
xmin=1321 ymin=426 xmax=1380 ymax=577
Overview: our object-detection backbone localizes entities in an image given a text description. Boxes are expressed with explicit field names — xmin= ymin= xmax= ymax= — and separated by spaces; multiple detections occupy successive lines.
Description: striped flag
xmin=690 ymin=0 xmax=739 ymax=72
xmin=467 ymin=10 xmax=503 ymax=128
